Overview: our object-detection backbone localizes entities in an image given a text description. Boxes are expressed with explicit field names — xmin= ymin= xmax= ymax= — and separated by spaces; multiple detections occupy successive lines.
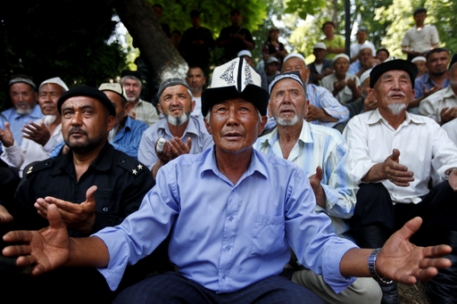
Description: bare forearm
xmin=152 ymin=159 xmax=164 ymax=179
xmin=408 ymin=98 xmax=422 ymax=109
xmin=361 ymin=163 xmax=386 ymax=183
xmin=67 ymin=236 xmax=109 ymax=268
xmin=340 ymin=248 xmax=373 ymax=277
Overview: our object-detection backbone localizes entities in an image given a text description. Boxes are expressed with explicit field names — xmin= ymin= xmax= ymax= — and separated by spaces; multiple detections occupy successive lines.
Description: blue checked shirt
xmin=254 ymin=122 xmax=358 ymax=236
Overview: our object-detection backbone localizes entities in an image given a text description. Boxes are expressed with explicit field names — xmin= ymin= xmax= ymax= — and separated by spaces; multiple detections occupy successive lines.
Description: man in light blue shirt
xmin=138 ymin=78 xmax=213 ymax=177
xmin=99 ymin=83 xmax=148 ymax=159
xmin=0 ymin=75 xmax=43 ymax=150
xmin=2 ymin=58 xmax=453 ymax=304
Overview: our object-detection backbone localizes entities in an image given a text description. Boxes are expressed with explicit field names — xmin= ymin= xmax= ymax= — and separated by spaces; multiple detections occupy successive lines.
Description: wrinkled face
xmin=9 ymin=83 xmax=37 ymax=115
xmin=359 ymin=48 xmax=373 ymax=65
xmin=104 ymin=91 xmax=127 ymax=128
xmin=61 ymin=96 xmax=114 ymax=153
xmin=269 ymin=79 xmax=308 ymax=126
xmin=282 ymin=57 xmax=310 ymax=83
xmin=158 ymin=85 xmax=193 ymax=126
xmin=333 ymin=58 xmax=349 ymax=76
xmin=414 ymin=60 xmax=427 ymax=75
xmin=427 ymin=51 xmax=449 ymax=76
xmin=230 ymin=13 xmax=242 ymax=26
xmin=38 ymin=83 xmax=64 ymax=116
xmin=313 ymin=48 xmax=326 ymax=61
xmin=414 ymin=12 xmax=426 ymax=25
xmin=186 ymin=67 xmax=206 ymax=93
xmin=205 ymin=98 xmax=266 ymax=155
xmin=323 ymin=24 xmax=334 ymax=36
xmin=266 ymin=62 xmax=279 ymax=76
xmin=374 ymin=70 xmax=415 ymax=115
xmin=121 ymin=78 xmax=142 ymax=103
xmin=377 ymin=50 xmax=389 ymax=62
xmin=356 ymin=31 xmax=367 ymax=43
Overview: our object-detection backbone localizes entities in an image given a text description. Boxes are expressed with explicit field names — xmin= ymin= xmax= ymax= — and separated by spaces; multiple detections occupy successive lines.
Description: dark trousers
xmin=113 ymin=271 xmax=324 ymax=304
xmin=350 ymin=181 xmax=457 ymax=247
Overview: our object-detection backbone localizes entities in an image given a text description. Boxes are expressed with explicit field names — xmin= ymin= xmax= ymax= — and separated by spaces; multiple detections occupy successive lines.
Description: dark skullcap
xmin=57 ymin=86 xmax=116 ymax=116
xmin=369 ymin=59 xmax=418 ymax=88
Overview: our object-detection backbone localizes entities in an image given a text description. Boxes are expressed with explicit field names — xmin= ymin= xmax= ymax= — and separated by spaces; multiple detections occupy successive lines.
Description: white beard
xmin=167 ymin=112 xmax=189 ymax=126
xmin=276 ymin=114 xmax=300 ymax=126
xmin=387 ymin=104 xmax=406 ymax=115
xmin=43 ymin=115 xmax=57 ymax=126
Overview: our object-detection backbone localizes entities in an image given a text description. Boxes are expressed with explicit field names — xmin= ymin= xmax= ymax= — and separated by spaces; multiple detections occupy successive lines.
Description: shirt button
xmin=102 ymin=207 xmax=109 ymax=212
xmin=222 ymin=275 xmax=226 ymax=280
xmin=229 ymin=216 xmax=233 ymax=221
xmin=225 ymin=246 xmax=231 ymax=251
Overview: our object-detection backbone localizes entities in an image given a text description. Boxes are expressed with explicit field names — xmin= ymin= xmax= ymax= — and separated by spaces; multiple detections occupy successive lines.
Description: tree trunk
xmin=113 ymin=0 xmax=188 ymax=83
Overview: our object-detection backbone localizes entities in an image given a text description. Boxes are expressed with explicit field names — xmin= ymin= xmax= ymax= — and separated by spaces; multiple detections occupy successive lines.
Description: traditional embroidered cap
xmin=268 ymin=71 xmax=305 ymax=94
xmin=411 ymin=56 xmax=426 ymax=63
xmin=99 ymin=83 xmax=126 ymax=101
xmin=313 ymin=42 xmax=327 ymax=50
xmin=9 ymin=76 xmax=36 ymax=89
xmin=266 ymin=57 xmax=280 ymax=65
xmin=369 ymin=59 xmax=418 ymax=88
xmin=201 ymin=57 xmax=269 ymax=116
xmin=332 ymin=54 xmax=350 ymax=65
xmin=40 ymin=77 xmax=69 ymax=91
xmin=157 ymin=78 xmax=191 ymax=99
xmin=237 ymin=50 xmax=252 ymax=58
xmin=57 ymin=86 xmax=116 ymax=116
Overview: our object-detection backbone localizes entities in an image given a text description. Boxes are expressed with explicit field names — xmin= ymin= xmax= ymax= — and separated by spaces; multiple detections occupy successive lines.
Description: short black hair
xmin=152 ymin=4 xmax=163 ymax=9
xmin=425 ymin=48 xmax=450 ymax=60
xmin=413 ymin=8 xmax=427 ymax=16
xmin=322 ymin=21 xmax=335 ymax=30
xmin=377 ymin=47 xmax=390 ymax=57
xmin=188 ymin=66 xmax=205 ymax=77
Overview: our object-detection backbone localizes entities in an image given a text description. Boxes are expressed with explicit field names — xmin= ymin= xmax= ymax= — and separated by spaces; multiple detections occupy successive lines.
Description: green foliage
xmin=147 ymin=0 xmax=267 ymax=37
xmin=0 ymin=0 xmax=127 ymax=111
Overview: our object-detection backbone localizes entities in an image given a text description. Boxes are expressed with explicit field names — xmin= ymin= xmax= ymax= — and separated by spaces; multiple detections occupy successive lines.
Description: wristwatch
xmin=368 ymin=248 xmax=393 ymax=284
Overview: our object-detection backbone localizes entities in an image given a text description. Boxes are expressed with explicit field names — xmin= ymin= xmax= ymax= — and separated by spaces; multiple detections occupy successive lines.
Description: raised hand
xmin=168 ymin=137 xmax=192 ymax=159
xmin=2 ymin=204 xmax=71 ymax=276
xmin=440 ymin=107 xmax=457 ymax=125
xmin=423 ymin=85 xmax=441 ymax=98
xmin=0 ymin=205 xmax=13 ymax=224
xmin=382 ymin=149 xmax=414 ymax=187
xmin=0 ymin=122 xmax=15 ymax=147
xmin=22 ymin=121 xmax=51 ymax=146
xmin=309 ymin=166 xmax=326 ymax=208
xmin=376 ymin=217 xmax=452 ymax=284
xmin=35 ymin=186 xmax=97 ymax=234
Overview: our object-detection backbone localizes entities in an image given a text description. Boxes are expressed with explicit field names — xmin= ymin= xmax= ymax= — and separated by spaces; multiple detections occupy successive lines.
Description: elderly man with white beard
xmin=138 ymin=78 xmax=213 ymax=178
xmin=343 ymin=59 xmax=457 ymax=304
xmin=0 ymin=77 xmax=67 ymax=176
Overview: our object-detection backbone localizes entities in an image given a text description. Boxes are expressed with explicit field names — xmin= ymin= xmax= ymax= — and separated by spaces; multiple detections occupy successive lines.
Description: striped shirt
xmin=254 ymin=122 xmax=358 ymax=236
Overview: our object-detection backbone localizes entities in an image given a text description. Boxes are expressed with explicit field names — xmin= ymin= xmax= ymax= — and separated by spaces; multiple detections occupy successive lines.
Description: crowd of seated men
xmin=0 ymin=6 xmax=457 ymax=304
